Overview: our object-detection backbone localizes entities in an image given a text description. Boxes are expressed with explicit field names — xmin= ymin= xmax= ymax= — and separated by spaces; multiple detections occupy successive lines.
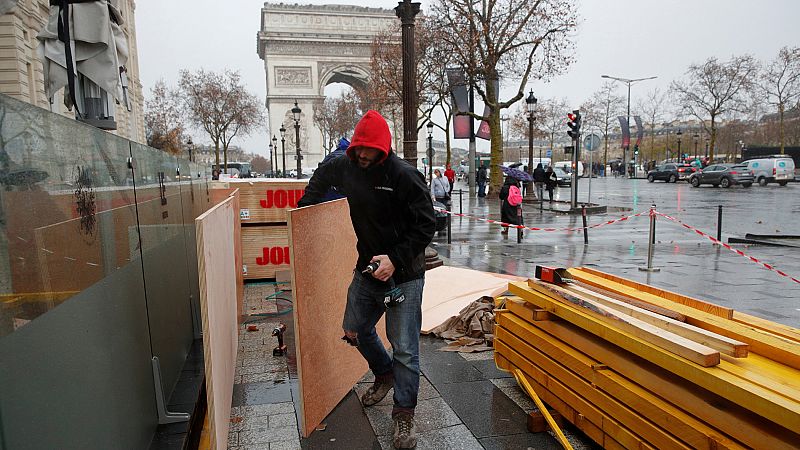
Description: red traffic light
xmin=567 ymin=113 xmax=577 ymax=122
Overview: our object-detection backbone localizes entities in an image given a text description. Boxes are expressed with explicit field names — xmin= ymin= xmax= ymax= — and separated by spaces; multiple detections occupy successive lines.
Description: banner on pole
xmin=446 ymin=68 xmax=472 ymax=139
xmin=617 ymin=116 xmax=630 ymax=148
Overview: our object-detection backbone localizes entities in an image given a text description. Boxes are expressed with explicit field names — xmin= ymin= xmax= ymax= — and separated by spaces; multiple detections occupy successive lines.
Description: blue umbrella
xmin=500 ymin=165 xmax=533 ymax=182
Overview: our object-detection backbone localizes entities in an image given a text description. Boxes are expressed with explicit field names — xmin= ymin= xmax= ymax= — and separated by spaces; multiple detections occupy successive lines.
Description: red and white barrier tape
xmin=433 ymin=206 xmax=648 ymax=233
xmin=654 ymin=210 xmax=800 ymax=285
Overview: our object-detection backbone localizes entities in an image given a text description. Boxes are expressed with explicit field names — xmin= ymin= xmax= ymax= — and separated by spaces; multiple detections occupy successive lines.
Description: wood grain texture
xmin=287 ymin=198 xmax=387 ymax=437
xmin=211 ymin=179 xmax=308 ymax=223
xmin=240 ymin=226 xmax=290 ymax=279
xmin=195 ymin=195 xmax=239 ymax=450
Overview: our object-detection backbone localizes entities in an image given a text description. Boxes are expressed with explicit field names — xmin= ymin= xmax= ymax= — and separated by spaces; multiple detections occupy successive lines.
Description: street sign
xmin=564 ymin=145 xmax=574 ymax=154
xmin=545 ymin=149 xmax=552 ymax=158
xmin=584 ymin=133 xmax=601 ymax=152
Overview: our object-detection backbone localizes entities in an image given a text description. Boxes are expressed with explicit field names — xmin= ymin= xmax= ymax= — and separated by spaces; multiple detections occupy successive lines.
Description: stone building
xmin=0 ymin=0 xmax=145 ymax=143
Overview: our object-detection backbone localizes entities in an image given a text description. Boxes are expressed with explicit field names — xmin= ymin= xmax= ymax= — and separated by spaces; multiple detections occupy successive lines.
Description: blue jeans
xmin=477 ymin=181 xmax=486 ymax=196
xmin=343 ymin=272 xmax=424 ymax=415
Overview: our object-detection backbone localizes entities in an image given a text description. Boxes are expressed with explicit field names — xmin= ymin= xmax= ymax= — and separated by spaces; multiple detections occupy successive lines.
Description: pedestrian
xmin=545 ymin=166 xmax=557 ymax=202
xmin=477 ymin=163 xmax=488 ymax=197
xmin=499 ymin=176 xmax=522 ymax=235
xmin=297 ymin=110 xmax=435 ymax=449
xmin=443 ymin=163 xmax=456 ymax=196
xmin=431 ymin=168 xmax=450 ymax=209
xmin=318 ymin=137 xmax=350 ymax=201
xmin=533 ymin=163 xmax=546 ymax=201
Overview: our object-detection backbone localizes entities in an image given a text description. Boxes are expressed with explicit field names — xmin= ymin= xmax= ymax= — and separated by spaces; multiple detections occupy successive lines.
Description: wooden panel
xmin=288 ymin=198 xmax=387 ymax=437
xmin=240 ymin=226 xmax=290 ymax=279
xmin=195 ymin=195 xmax=239 ymax=450
xmin=211 ymin=179 xmax=308 ymax=224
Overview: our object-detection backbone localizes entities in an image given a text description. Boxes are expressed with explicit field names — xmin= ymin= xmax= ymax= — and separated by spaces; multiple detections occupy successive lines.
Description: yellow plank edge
xmin=732 ymin=310 xmax=800 ymax=343
xmin=506 ymin=282 xmax=800 ymax=433
xmin=566 ymin=270 xmax=800 ymax=372
xmin=499 ymin=313 xmax=746 ymax=450
xmin=504 ymin=301 xmax=800 ymax=450
xmin=511 ymin=369 xmax=574 ymax=450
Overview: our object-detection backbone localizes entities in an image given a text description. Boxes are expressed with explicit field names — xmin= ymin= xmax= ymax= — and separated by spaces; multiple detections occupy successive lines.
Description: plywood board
xmin=420 ymin=266 xmax=524 ymax=333
xmin=211 ymin=179 xmax=308 ymax=223
xmin=195 ymin=195 xmax=239 ymax=450
xmin=240 ymin=225 xmax=290 ymax=279
xmin=288 ymin=198 xmax=387 ymax=437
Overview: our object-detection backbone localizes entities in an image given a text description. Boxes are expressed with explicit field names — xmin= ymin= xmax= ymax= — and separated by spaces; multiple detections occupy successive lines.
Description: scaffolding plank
xmin=507 ymin=281 xmax=800 ymax=432
xmin=503 ymin=301 xmax=800 ymax=450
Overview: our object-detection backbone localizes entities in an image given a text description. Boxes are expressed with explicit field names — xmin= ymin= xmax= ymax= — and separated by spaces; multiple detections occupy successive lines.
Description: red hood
xmin=346 ymin=110 xmax=392 ymax=163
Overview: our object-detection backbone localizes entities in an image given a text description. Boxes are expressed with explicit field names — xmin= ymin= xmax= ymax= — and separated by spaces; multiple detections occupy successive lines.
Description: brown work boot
xmin=392 ymin=412 xmax=417 ymax=449
xmin=361 ymin=374 xmax=393 ymax=406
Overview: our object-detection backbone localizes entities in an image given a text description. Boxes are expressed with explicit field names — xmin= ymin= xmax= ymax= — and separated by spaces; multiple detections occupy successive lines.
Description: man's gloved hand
xmin=369 ymin=255 xmax=395 ymax=282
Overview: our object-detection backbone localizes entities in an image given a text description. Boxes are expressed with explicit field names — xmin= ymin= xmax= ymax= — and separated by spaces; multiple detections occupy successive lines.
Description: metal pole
xmin=428 ymin=134 xmax=433 ymax=184
xmin=527 ymin=113 xmax=534 ymax=197
xmin=588 ymin=135 xmax=593 ymax=205
xmin=717 ymin=205 xmax=722 ymax=242
xmin=281 ymin=138 xmax=286 ymax=177
xmin=582 ymin=205 xmax=588 ymax=245
xmin=639 ymin=204 xmax=660 ymax=272
xmin=626 ymin=82 xmax=631 ymax=177
xmin=570 ymin=126 xmax=579 ymax=210
xmin=395 ymin=0 xmax=421 ymax=168
xmin=447 ymin=212 xmax=452 ymax=244
xmin=516 ymin=207 xmax=523 ymax=243
xmin=468 ymin=83 xmax=476 ymax=196
xmin=459 ymin=189 xmax=463 ymax=215
xmin=295 ymin=121 xmax=302 ymax=179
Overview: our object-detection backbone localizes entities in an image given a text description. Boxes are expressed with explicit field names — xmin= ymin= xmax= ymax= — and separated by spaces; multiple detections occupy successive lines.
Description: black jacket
xmin=499 ymin=177 xmax=521 ymax=225
xmin=297 ymin=152 xmax=436 ymax=283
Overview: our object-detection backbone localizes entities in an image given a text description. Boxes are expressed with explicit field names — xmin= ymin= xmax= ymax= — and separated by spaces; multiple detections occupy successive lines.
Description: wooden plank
xmin=572 ymin=267 xmax=734 ymax=319
xmin=553 ymin=282 xmax=749 ymax=357
xmin=495 ymin=347 xmax=657 ymax=450
xmin=732 ymin=311 xmax=800 ymax=343
xmin=527 ymin=409 xmax=564 ymax=433
xmin=507 ymin=281 xmax=800 ymax=432
xmin=568 ymin=269 xmax=800 ymax=372
xmin=240 ymin=225 xmax=289 ymax=279
xmin=494 ymin=353 xmax=641 ymax=450
xmin=525 ymin=280 xmax=721 ymax=367
xmin=504 ymin=301 xmax=800 ymax=450
xmin=211 ymin=179 xmax=308 ymax=223
xmin=511 ymin=369 xmax=574 ymax=449
xmin=498 ymin=313 xmax=747 ymax=450
xmin=195 ymin=195 xmax=239 ymax=450
xmin=287 ymin=198 xmax=388 ymax=437
xmin=570 ymin=281 xmax=686 ymax=321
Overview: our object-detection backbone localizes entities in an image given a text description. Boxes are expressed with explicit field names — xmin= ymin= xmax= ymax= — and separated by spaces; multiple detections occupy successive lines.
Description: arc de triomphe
xmin=257 ymin=3 xmax=398 ymax=172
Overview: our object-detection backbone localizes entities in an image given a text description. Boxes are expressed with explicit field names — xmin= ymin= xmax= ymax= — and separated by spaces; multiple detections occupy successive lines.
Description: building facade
xmin=0 ymin=0 xmax=145 ymax=143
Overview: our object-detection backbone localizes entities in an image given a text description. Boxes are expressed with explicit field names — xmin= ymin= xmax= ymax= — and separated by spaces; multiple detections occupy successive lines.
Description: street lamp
xmin=525 ymin=89 xmax=538 ymax=203
xmin=279 ymin=125 xmax=287 ymax=177
xmin=292 ymin=100 xmax=302 ymax=179
xmin=601 ymin=74 xmax=657 ymax=177
xmin=676 ymin=129 xmax=683 ymax=163
xmin=427 ymin=121 xmax=434 ymax=184
xmin=186 ymin=137 xmax=193 ymax=163
xmin=268 ymin=140 xmax=274 ymax=177
xmin=271 ymin=135 xmax=278 ymax=177
xmin=693 ymin=132 xmax=699 ymax=160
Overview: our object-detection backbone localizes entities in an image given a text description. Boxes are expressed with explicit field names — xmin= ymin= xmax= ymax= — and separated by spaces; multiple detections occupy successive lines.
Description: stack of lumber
xmin=210 ymin=179 xmax=307 ymax=279
xmin=494 ymin=267 xmax=800 ymax=449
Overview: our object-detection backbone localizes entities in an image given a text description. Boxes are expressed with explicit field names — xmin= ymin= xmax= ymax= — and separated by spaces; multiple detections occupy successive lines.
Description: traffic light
xmin=634 ymin=144 xmax=639 ymax=156
xmin=567 ymin=110 xmax=581 ymax=139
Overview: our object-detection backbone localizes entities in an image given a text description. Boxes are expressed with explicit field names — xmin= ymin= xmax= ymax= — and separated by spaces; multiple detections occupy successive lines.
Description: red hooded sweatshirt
xmin=346 ymin=110 xmax=392 ymax=163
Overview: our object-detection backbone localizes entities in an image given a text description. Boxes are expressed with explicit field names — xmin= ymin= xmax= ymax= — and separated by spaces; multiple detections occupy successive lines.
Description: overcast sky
xmin=136 ymin=0 xmax=800 ymax=157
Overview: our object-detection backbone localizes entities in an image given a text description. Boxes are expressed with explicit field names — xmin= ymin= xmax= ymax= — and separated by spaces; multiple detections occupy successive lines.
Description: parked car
xmin=742 ymin=156 xmax=796 ymax=186
xmin=689 ymin=163 xmax=754 ymax=188
xmin=553 ymin=167 xmax=571 ymax=186
xmin=647 ymin=163 xmax=696 ymax=183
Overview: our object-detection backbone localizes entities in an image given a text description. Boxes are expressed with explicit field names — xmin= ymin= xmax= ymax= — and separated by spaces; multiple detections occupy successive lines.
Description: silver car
xmin=689 ymin=164 xmax=754 ymax=188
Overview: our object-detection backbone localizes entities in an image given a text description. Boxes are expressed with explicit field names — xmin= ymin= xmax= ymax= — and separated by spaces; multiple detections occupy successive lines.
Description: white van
xmin=743 ymin=156 xmax=795 ymax=186
xmin=554 ymin=160 xmax=585 ymax=177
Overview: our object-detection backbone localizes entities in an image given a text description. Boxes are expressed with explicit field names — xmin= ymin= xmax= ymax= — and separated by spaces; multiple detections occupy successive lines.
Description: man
xmin=477 ymin=163 xmax=488 ymax=197
xmin=297 ymin=110 xmax=435 ymax=449
xmin=443 ymin=163 xmax=456 ymax=196
xmin=533 ymin=163 xmax=546 ymax=201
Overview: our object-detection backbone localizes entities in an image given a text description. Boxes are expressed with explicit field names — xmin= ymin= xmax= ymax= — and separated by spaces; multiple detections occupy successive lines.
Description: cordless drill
xmin=362 ymin=260 xmax=405 ymax=308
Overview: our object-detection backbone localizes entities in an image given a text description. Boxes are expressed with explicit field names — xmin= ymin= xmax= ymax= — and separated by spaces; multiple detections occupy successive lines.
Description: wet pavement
xmin=228 ymin=176 xmax=799 ymax=449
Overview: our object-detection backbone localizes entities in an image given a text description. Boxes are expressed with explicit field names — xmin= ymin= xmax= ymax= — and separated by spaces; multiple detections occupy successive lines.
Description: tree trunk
xmin=779 ymin=102 xmax=785 ymax=154
xmin=223 ymin=143 xmax=229 ymax=173
xmin=214 ymin=142 xmax=221 ymax=172
xmin=488 ymin=110 xmax=503 ymax=195
xmin=445 ymin=113 xmax=452 ymax=166
xmin=709 ymin=116 xmax=716 ymax=162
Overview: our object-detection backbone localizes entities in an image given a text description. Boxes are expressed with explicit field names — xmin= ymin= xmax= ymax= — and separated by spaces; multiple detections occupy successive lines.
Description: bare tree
xmin=585 ymin=82 xmax=625 ymax=169
xmin=250 ymin=155 xmax=269 ymax=174
xmin=431 ymin=0 xmax=577 ymax=193
xmin=313 ymin=90 xmax=362 ymax=154
xmin=535 ymin=97 xmax=570 ymax=159
xmin=144 ymin=79 xmax=185 ymax=154
xmin=635 ymin=87 xmax=668 ymax=162
xmin=758 ymin=46 xmax=800 ymax=154
xmin=671 ymin=55 xmax=757 ymax=161
xmin=178 ymin=69 xmax=264 ymax=173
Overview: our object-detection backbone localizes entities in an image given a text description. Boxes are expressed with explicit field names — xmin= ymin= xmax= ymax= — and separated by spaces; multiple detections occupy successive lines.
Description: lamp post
xmin=427 ymin=121 xmax=434 ymax=184
xmin=186 ymin=137 xmax=193 ymax=163
xmin=271 ymin=135 xmax=278 ymax=177
xmin=292 ymin=100 xmax=302 ymax=179
xmin=280 ymin=125 xmax=287 ymax=177
xmin=693 ymin=132 xmax=699 ymax=161
xmin=676 ymin=129 xmax=683 ymax=163
xmin=601 ymin=74 xmax=657 ymax=177
xmin=395 ymin=0 xmax=421 ymax=168
xmin=268 ymin=141 xmax=274 ymax=177
xmin=525 ymin=90 xmax=537 ymax=201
